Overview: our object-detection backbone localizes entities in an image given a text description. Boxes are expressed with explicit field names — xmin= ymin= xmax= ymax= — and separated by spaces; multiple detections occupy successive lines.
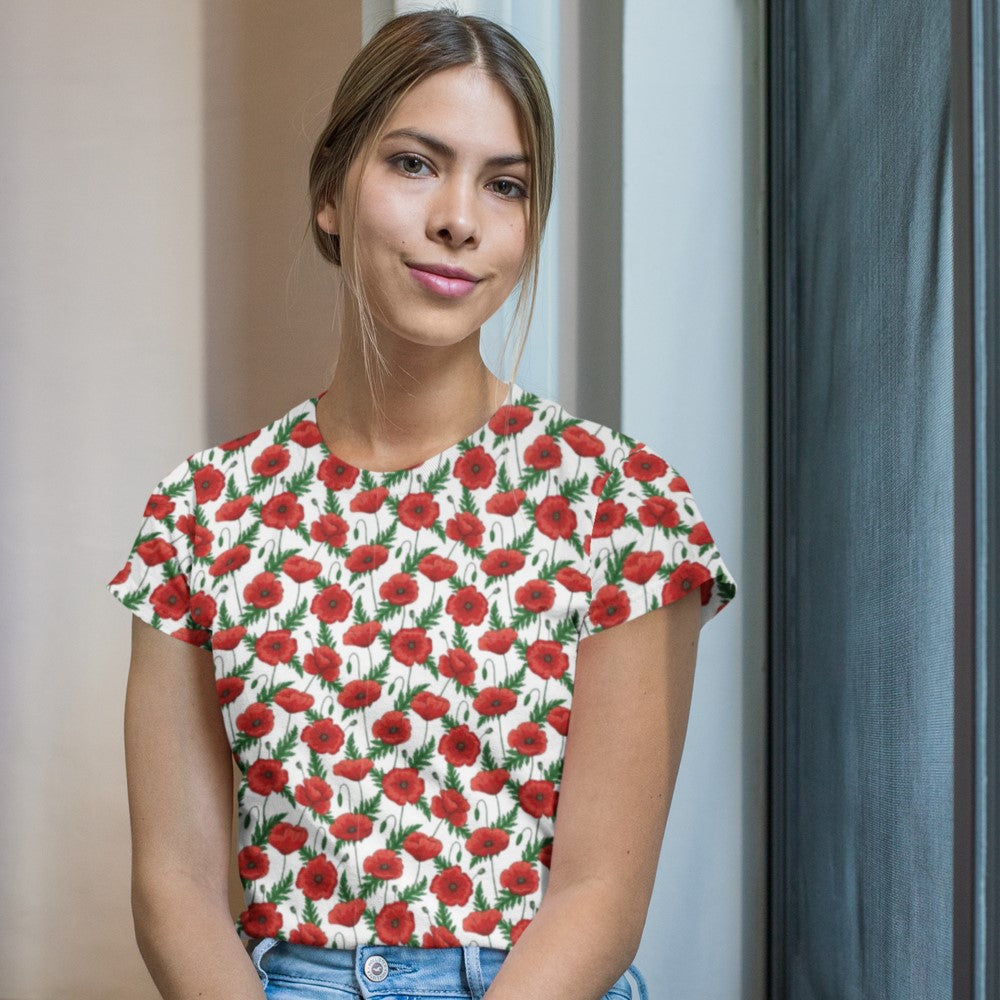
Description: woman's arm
xmin=484 ymin=588 xmax=702 ymax=1000
xmin=124 ymin=617 xmax=266 ymax=1000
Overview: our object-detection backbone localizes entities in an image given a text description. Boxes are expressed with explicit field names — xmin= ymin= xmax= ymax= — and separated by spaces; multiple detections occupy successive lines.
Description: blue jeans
xmin=249 ymin=937 xmax=649 ymax=999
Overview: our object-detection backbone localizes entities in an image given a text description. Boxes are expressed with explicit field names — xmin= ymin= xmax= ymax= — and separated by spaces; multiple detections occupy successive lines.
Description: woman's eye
xmin=490 ymin=178 xmax=528 ymax=200
xmin=393 ymin=155 xmax=429 ymax=176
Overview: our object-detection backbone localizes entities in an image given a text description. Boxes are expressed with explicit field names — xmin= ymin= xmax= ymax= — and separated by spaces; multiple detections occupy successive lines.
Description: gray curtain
xmin=770 ymin=2 xmax=953 ymax=996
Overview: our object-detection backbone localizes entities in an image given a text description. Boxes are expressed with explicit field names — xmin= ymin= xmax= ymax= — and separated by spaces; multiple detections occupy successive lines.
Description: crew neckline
xmin=310 ymin=381 xmax=522 ymax=477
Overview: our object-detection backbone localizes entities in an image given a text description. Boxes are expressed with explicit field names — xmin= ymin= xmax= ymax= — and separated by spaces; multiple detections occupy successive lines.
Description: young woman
xmin=108 ymin=11 xmax=736 ymax=1000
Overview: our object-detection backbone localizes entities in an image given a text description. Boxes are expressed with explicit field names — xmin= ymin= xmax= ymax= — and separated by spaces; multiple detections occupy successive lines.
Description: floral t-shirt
xmin=107 ymin=382 xmax=736 ymax=951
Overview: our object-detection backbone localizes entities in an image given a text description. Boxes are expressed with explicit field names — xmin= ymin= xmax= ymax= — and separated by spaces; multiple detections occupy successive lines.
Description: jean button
xmin=364 ymin=954 xmax=388 ymax=982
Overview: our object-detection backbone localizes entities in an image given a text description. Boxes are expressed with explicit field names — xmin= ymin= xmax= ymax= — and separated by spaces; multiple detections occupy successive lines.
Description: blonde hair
xmin=308 ymin=9 xmax=555 ymax=414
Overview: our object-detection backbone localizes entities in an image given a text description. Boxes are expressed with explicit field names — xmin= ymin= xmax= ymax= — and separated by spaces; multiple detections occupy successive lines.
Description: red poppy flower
xmin=372 ymin=710 xmax=411 ymax=746
xmin=215 ymin=676 xmax=244 ymax=705
xmin=317 ymin=456 xmax=360 ymax=491
xmin=500 ymin=861 xmax=539 ymax=897
xmin=261 ymin=492 xmax=304 ymax=530
xmin=438 ymin=647 xmax=477 ymax=687
xmin=518 ymin=779 xmax=557 ymax=818
xmin=538 ymin=841 xmax=553 ymax=868
xmin=267 ymin=822 xmax=308 ymax=854
xmin=507 ymin=722 xmax=547 ymax=757
xmin=212 ymin=625 xmax=246 ymax=650
xmin=215 ymin=495 xmax=254 ymax=521
xmin=534 ymin=495 xmax=576 ymax=541
xmin=302 ymin=719 xmax=344 ymax=755
xmin=546 ymin=706 xmax=571 ymax=736
xmin=329 ymin=813 xmax=373 ymax=841
xmin=472 ymin=687 xmax=517 ymax=717
xmin=453 ymin=446 xmax=496 ymax=489
xmin=289 ymin=923 xmax=327 ymax=946
xmin=381 ymin=767 xmax=424 ymax=806
xmin=290 ymin=419 xmax=322 ymax=447
xmin=688 ymin=520 xmax=714 ymax=545
xmin=525 ymin=639 xmax=568 ymax=680
xmin=485 ymin=489 xmax=526 ymax=516
xmin=430 ymin=865 xmax=473 ymax=906
xmin=417 ymin=555 xmax=457 ymax=584
xmin=561 ymin=424 xmax=604 ymax=458
xmin=144 ymin=494 xmax=175 ymax=520
xmin=509 ymin=917 xmax=531 ymax=945
xmin=554 ymin=566 xmax=590 ymax=593
xmin=375 ymin=901 xmax=414 ymax=945
xmin=439 ymin=725 xmax=481 ymax=767
xmin=477 ymin=629 xmax=517 ymax=654
xmin=403 ymin=831 xmax=442 ymax=861
xmin=309 ymin=512 xmax=349 ymax=547
xmin=235 ymin=702 xmax=274 ymax=739
xmin=252 ymin=445 xmax=290 ymax=479
xmin=243 ymin=572 xmax=283 ymax=609
xmin=170 ymin=626 xmax=210 ymax=646
xmin=237 ymin=845 xmax=269 ymax=880
xmin=345 ymin=488 xmax=389 ymax=518
xmin=150 ymin=575 xmax=190 ymax=620
xmin=586 ymin=584 xmax=631 ymax=630
xmin=343 ymin=621 xmax=382 ymax=647
xmin=333 ymin=757 xmax=374 ymax=781
xmin=328 ymin=899 xmax=366 ymax=926
xmin=623 ymin=550 xmax=664 ymax=586
xmin=221 ymin=429 xmax=261 ymax=451
xmin=193 ymin=464 xmax=225 ymax=503
xmin=390 ymin=628 xmax=432 ymax=666
xmin=303 ymin=646 xmax=341 ymax=683
xmin=255 ymin=629 xmax=297 ymax=666
xmin=311 ymin=584 xmax=352 ymax=624
xmin=430 ymin=788 xmax=469 ymax=828
xmin=175 ymin=514 xmax=214 ymax=557
xmin=282 ymin=555 xmax=322 ymax=583
xmin=378 ymin=573 xmax=420 ymax=607
xmin=109 ymin=561 xmax=131 ymax=586
xmin=491 ymin=402 xmax=532 ymax=437
xmin=445 ymin=510 xmax=485 ymax=549
xmin=136 ymin=538 xmax=176 ymax=567
xmin=240 ymin=902 xmax=282 ymax=938
xmin=463 ymin=909 xmax=502 ymax=935
xmin=637 ymin=494 xmax=679 ymax=531
xmin=363 ymin=849 xmax=403 ymax=880
xmin=345 ymin=544 xmax=390 ymax=575
xmin=470 ymin=769 xmax=509 ymax=795
xmin=296 ymin=853 xmax=338 ymax=900
xmin=668 ymin=473 xmax=690 ymax=492
xmin=246 ymin=758 xmax=288 ymax=795
xmin=465 ymin=827 xmax=509 ymax=857
xmin=410 ymin=691 xmax=450 ymax=721
xmin=189 ymin=591 xmax=217 ymax=628
xmin=209 ymin=544 xmax=251 ymax=577
xmin=337 ymin=680 xmax=381 ymax=710
xmin=664 ymin=560 xmax=712 ymax=604
xmin=480 ymin=548 xmax=526 ymax=578
xmin=524 ymin=434 xmax=561 ymax=470
xmin=397 ymin=492 xmax=439 ymax=530
xmin=294 ymin=776 xmax=333 ymax=816
xmin=445 ymin=586 xmax=489 ymax=626
xmin=624 ymin=448 xmax=668 ymax=482
xmin=423 ymin=926 xmax=461 ymax=948
xmin=273 ymin=688 xmax=313 ymax=713
xmin=514 ymin=578 xmax=556 ymax=614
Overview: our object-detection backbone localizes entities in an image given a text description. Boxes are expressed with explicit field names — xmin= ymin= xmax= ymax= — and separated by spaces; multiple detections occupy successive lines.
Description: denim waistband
xmin=249 ymin=937 xmax=508 ymax=999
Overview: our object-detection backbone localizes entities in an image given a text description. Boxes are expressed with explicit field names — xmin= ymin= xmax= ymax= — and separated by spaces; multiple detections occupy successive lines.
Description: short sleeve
xmin=577 ymin=441 xmax=737 ymax=639
xmin=106 ymin=457 xmax=213 ymax=649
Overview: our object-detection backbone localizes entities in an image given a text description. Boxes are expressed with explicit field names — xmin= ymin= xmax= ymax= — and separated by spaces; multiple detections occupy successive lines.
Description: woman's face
xmin=320 ymin=65 xmax=530 ymax=351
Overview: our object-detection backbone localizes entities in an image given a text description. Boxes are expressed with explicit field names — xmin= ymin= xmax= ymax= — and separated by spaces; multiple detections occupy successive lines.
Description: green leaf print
xmin=302 ymin=897 xmax=322 ymax=927
xmin=395 ymin=875 xmax=428 ymax=905
xmin=266 ymin=870 xmax=294 ymax=904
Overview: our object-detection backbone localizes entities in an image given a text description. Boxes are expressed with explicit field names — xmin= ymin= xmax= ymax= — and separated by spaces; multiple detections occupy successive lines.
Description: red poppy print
xmin=108 ymin=384 xmax=735 ymax=951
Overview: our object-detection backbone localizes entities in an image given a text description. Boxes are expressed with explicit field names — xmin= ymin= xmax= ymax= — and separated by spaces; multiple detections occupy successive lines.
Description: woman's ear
xmin=317 ymin=201 xmax=338 ymax=236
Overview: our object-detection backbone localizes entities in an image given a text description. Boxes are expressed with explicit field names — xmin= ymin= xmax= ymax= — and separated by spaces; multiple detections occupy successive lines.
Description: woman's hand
xmin=124 ymin=617 xmax=266 ymax=999
xmin=483 ymin=588 xmax=702 ymax=1000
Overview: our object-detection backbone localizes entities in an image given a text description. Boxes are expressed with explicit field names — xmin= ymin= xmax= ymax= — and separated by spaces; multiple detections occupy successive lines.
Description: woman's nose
xmin=427 ymin=178 xmax=479 ymax=248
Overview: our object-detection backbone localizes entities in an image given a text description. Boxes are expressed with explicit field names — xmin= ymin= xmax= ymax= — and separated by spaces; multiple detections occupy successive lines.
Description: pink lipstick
xmin=407 ymin=262 xmax=480 ymax=299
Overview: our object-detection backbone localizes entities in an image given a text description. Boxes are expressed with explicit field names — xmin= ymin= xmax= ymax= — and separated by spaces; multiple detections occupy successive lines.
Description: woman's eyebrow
xmin=380 ymin=128 xmax=528 ymax=169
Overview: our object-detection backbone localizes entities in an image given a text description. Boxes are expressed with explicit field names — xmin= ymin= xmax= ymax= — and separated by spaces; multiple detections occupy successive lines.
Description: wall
xmin=0 ymin=3 xmax=360 ymax=997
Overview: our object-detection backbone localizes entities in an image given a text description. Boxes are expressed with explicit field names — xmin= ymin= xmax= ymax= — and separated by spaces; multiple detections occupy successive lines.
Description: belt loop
xmin=625 ymin=964 xmax=649 ymax=1000
xmin=250 ymin=936 xmax=280 ymax=987
xmin=463 ymin=942 xmax=486 ymax=999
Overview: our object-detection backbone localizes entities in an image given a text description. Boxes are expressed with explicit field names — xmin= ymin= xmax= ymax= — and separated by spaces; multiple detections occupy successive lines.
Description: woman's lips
xmin=407 ymin=264 xmax=480 ymax=299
